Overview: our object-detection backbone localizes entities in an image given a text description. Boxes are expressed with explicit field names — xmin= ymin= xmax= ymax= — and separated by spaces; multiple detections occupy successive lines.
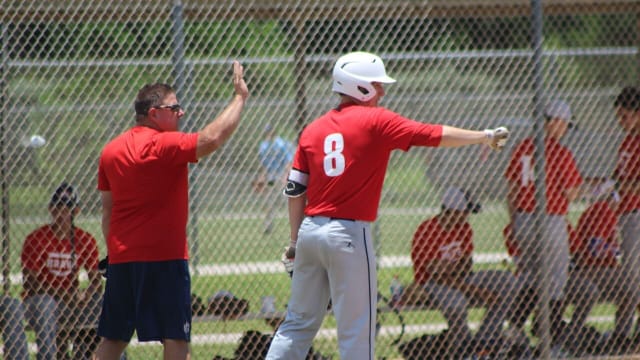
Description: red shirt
xmin=21 ymin=225 xmax=99 ymax=294
xmin=98 ymin=126 xmax=198 ymax=263
xmin=574 ymin=201 xmax=619 ymax=268
xmin=293 ymin=104 xmax=442 ymax=221
xmin=614 ymin=134 xmax=640 ymax=214
xmin=411 ymin=217 xmax=473 ymax=285
xmin=505 ymin=137 xmax=583 ymax=215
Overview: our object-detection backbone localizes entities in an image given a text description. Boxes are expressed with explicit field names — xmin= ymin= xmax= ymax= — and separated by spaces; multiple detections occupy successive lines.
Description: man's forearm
xmin=196 ymin=95 xmax=246 ymax=158
xmin=196 ymin=61 xmax=249 ymax=159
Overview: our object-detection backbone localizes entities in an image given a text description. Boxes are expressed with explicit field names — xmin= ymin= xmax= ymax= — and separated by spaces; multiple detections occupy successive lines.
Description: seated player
xmin=411 ymin=187 xmax=520 ymax=356
xmin=565 ymin=185 xmax=639 ymax=354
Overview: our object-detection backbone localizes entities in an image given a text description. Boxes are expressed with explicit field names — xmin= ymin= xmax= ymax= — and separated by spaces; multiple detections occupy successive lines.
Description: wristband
xmin=483 ymin=129 xmax=494 ymax=140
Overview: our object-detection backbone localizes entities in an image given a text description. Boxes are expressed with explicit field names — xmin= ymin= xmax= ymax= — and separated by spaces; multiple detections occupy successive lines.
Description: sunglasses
xmin=153 ymin=104 xmax=182 ymax=113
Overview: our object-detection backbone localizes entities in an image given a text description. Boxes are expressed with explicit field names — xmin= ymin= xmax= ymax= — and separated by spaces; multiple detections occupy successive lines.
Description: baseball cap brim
xmin=374 ymin=75 xmax=396 ymax=83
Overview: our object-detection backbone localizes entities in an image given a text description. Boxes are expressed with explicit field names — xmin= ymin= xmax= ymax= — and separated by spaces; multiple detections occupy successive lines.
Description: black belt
xmin=623 ymin=209 xmax=639 ymax=214
xmin=330 ymin=217 xmax=355 ymax=222
xmin=312 ymin=216 xmax=356 ymax=222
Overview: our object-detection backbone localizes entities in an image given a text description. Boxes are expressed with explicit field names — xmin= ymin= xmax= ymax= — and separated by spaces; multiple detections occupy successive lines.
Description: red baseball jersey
xmin=21 ymin=225 xmax=99 ymax=294
xmin=411 ymin=217 xmax=473 ymax=285
xmin=98 ymin=126 xmax=198 ymax=263
xmin=505 ymin=137 xmax=583 ymax=215
xmin=293 ymin=104 xmax=442 ymax=221
xmin=614 ymin=133 xmax=640 ymax=214
xmin=573 ymin=201 xmax=619 ymax=268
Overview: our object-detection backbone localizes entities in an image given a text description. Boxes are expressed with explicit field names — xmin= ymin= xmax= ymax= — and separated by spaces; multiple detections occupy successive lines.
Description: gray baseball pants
xmin=267 ymin=216 xmax=376 ymax=360
xmin=513 ymin=212 xmax=569 ymax=300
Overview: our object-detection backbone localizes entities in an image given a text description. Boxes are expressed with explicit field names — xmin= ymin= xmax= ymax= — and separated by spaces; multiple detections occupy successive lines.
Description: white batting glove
xmin=484 ymin=126 xmax=510 ymax=151
xmin=281 ymin=246 xmax=295 ymax=277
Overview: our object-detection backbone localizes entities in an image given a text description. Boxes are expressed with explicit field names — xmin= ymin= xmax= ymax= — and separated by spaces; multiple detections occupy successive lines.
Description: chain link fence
xmin=1 ymin=0 xmax=639 ymax=358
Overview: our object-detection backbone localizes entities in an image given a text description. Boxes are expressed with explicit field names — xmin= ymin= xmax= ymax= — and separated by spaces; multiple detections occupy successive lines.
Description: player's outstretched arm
xmin=439 ymin=125 xmax=509 ymax=150
xmin=196 ymin=61 xmax=250 ymax=159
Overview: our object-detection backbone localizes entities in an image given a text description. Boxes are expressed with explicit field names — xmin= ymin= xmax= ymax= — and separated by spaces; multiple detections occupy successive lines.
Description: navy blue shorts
xmin=98 ymin=260 xmax=191 ymax=342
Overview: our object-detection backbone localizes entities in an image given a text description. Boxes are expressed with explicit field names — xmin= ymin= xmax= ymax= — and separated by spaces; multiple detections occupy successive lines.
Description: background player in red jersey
xmin=95 ymin=62 xmax=248 ymax=360
xmin=21 ymin=183 xmax=103 ymax=359
xmin=267 ymin=51 xmax=510 ymax=360
xmin=503 ymin=99 xmax=583 ymax=347
xmin=562 ymin=183 xmax=640 ymax=355
xmin=410 ymin=187 xmax=520 ymax=357
xmin=504 ymin=184 xmax=630 ymax=356
xmin=608 ymin=86 xmax=640 ymax=350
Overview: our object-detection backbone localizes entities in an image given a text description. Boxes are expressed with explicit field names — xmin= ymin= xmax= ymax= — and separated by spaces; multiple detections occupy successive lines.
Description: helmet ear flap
xmin=332 ymin=67 xmax=377 ymax=102
xmin=354 ymin=83 xmax=376 ymax=101
xmin=331 ymin=51 xmax=394 ymax=102
xmin=357 ymin=85 xmax=371 ymax=96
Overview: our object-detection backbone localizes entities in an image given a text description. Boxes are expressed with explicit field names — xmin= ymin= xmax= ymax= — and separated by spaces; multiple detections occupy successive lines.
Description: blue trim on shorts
xmin=98 ymin=260 xmax=191 ymax=342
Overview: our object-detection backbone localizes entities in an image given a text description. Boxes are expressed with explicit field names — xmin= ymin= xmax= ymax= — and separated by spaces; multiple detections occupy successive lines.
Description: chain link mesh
xmin=0 ymin=0 xmax=639 ymax=358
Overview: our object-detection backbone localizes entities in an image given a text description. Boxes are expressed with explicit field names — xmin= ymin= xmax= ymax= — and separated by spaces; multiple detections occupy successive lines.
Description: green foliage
xmin=543 ymin=14 xmax=637 ymax=88
xmin=545 ymin=14 xmax=635 ymax=48
xmin=8 ymin=19 xmax=290 ymax=60
xmin=8 ymin=13 xmax=633 ymax=61
xmin=186 ymin=21 xmax=289 ymax=58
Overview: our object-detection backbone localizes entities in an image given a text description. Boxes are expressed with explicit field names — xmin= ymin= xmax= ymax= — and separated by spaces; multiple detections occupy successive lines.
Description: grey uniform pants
xmin=267 ymin=216 xmax=376 ymax=360
xmin=513 ymin=212 xmax=569 ymax=300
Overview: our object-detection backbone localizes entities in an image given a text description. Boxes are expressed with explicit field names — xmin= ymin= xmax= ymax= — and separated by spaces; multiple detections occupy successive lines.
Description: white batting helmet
xmin=332 ymin=51 xmax=396 ymax=102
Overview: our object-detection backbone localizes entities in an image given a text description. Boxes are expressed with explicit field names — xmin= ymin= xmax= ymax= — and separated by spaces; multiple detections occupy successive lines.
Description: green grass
xmin=2 ymin=196 xmax=589 ymax=274
xmin=10 ymin=259 xmax=621 ymax=359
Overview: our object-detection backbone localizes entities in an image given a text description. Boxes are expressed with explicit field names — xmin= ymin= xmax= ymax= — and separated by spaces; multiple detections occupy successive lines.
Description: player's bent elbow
xmin=196 ymin=139 xmax=223 ymax=159
xmin=199 ymin=128 xmax=238 ymax=156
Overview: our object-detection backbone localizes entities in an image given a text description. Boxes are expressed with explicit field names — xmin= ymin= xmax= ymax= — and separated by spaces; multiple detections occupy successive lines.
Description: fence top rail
xmin=0 ymin=0 xmax=638 ymax=23
xmin=6 ymin=47 xmax=637 ymax=69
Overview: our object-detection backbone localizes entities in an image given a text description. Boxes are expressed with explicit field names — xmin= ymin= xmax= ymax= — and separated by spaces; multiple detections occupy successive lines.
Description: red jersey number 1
xmin=520 ymin=155 xmax=535 ymax=187
xmin=323 ymin=133 xmax=345 ymax=177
